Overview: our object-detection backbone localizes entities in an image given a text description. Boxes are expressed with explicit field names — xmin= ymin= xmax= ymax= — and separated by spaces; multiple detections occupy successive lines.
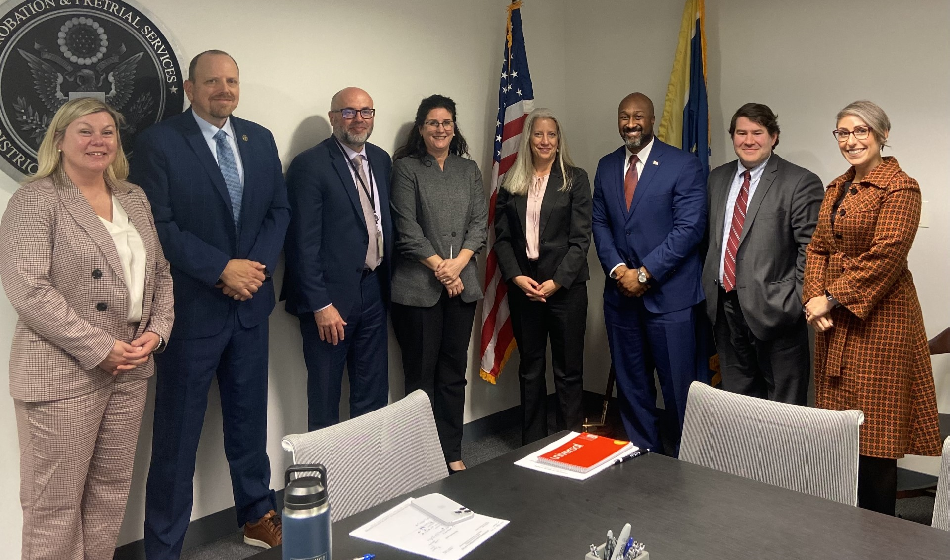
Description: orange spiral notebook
xmin=536 ymin=433 xmax=635 ymax=473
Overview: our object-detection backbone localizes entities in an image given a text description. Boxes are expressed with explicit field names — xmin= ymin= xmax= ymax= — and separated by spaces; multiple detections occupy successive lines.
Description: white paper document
xmin=515 ymin=431 xmax=635 ymax=480
xmin=350 ymin=497 xmax=509 ymax=560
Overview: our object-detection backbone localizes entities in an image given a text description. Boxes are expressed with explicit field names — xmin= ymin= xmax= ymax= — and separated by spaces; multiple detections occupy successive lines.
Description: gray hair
xmin=501 ymin=108 xmax=574 ymax=196
xmin=837 ymin=100 xmax=890 ymax=148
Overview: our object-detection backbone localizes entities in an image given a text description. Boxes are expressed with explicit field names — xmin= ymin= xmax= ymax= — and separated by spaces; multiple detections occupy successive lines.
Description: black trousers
xmin=858 ymin=455 xmax=897 ymax=516
xmin=391 ymin=291 xmax=477 ymax=463
xmin=507 ymin=279 xmax=587 ymax=445
xmin=714 ymin=287 xmax=810 ymax=405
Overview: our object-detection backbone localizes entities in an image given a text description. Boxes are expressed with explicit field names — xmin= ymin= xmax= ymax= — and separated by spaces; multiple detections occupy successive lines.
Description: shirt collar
xmin=736 ymin=155 xmax=770 ymax=181
xmin=626 ymin=136 xmax=655 ymax=164
xmin=335 ymin=137 xmax=367 ymax=161
xmin=192 ymin=110 xmax=235 ymax=141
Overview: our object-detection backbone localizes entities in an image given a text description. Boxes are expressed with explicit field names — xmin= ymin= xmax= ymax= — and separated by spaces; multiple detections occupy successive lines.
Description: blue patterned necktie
xmin=213 ymin=129 xmax=243 ymax=227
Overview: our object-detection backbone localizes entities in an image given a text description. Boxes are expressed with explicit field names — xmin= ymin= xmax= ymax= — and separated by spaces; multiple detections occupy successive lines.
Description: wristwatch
xmin=638 ymin=267 xmax=649 ymax=284
xmin=825 ymin=291 xmax=839 ymax=308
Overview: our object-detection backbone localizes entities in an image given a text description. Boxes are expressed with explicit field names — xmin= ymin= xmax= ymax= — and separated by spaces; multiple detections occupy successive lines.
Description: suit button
xmin=839 ymin=209 xmax=846 ymax=217
xmin=92 ymin=269 xmax=102 ymax=279
xmin=355 ymin=267 xmax=362 ymax=273
xmin=834 ymin=233 xmax=842 ymax=239
xmin=96 ymin=302 xmax=108 ymax=311
xmin=451 ymin=232 xmax=457 ymax=237
xmin=850 ymin=187 xmax=858 ymax=195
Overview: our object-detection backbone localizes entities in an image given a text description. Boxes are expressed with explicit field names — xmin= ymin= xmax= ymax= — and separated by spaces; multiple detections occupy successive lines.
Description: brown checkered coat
xmin=803 ymin=157 xmax=940 ymax=458
xmin=0 ymin=172 xmax=174 ymax=402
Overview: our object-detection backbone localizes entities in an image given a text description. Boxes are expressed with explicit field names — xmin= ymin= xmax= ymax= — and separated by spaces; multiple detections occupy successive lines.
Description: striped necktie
xmin=722 ymin=170 xmax=751 ymax=292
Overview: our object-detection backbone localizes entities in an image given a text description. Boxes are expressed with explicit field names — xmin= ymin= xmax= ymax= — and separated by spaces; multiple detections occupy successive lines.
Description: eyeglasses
xmin=832 ymin=126 xmax=872 ymax=142
xmin=332 ymin=108 xmax=375 ymax=119
xmin=424 ymin=120 xmax=455 ymax=130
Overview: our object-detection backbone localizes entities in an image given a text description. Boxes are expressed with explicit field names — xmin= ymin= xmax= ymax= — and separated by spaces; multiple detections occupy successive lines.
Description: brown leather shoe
xmin=243 ymin=509 xmax=282 ymax=549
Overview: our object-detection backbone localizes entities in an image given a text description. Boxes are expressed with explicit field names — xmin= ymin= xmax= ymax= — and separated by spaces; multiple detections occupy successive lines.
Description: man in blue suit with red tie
xmin=592 ymin=92 xmax=707 ymax=455
xmin=130 ymin=50 xmax=289 ymax=558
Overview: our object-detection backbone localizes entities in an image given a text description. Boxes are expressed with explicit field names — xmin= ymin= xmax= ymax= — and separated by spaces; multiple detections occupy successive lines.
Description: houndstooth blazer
xmin=0 ymin=172 xmax=174 ymax=402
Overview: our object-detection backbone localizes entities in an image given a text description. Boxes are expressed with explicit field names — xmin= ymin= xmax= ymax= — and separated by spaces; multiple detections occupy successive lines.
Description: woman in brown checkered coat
xmin=0 ymin=99 xmax=174 ymax=559
xmin=803 ymin=100 xmax=941 ymax=516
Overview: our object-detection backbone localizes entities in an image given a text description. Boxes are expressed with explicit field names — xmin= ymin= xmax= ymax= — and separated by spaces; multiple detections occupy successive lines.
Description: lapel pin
xmin=652 ymin=160 xmax=659 ymax=165
xmin=242 ymin=134 xmax=248 ymax=142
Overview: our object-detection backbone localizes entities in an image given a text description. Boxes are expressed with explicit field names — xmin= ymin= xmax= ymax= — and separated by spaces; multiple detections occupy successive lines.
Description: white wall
xmin=1 ymin=0 xmax=948 ymax=554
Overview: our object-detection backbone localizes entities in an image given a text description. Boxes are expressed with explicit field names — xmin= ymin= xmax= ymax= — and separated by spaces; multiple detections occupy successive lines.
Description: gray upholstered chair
xmin=282 ymin=389 xmax=448 ymax=521
xmin=679 ymin=381 xmax=864 ymax=505
xmin=932 ymin=437 xmax=950 ymax=531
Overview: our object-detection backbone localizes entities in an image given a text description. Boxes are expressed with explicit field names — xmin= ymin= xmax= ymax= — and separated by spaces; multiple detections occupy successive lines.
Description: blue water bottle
xmin=282 ymin=464 xmax=331 ymax=560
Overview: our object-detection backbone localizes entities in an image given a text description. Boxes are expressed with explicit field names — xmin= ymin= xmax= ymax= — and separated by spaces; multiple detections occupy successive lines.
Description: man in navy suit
xmin=130 ymin=50 xmax=289 ymax=558
xmin=592 ymin=92 xmax=707 ymax=454
xmin=281 ymin=87 xmax=392 ymax=431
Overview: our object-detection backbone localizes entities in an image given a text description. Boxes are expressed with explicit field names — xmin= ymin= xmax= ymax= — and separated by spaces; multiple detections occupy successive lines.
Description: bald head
xmin=618 ymin=92 xmax=655 ymax=153
xmin=328 ymin=87 xmax=375 ymax=150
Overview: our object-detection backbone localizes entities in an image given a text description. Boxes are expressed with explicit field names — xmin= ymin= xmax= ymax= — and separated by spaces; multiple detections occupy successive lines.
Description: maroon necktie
xmin=722 ymin=170 xmax=751 ymax=292
xmin=624 ymin=154 xmax=640 ymax=210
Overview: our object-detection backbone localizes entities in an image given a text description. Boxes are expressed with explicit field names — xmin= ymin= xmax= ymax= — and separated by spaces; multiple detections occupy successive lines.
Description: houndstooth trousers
xmin=15 ymin=377 xmax=147 ymax=560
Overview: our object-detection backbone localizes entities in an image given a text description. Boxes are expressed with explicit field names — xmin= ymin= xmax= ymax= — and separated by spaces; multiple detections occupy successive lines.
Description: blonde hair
xmin=837 ymin=100 xmax=890 ymax=149
xmin=501 ymin=108 xmax=574 ymax=196
xmin=27 ymin=97 xmax=129 ymax=183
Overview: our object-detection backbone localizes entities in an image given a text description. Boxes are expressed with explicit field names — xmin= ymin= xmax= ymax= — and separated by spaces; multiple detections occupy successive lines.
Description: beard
xmin=335 ymin=124 xmax=373 ymax=147
xmin=623 ymin=126 xmax=654 ymax=151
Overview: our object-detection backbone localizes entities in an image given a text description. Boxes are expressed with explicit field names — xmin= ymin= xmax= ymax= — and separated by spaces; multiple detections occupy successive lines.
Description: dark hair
xmin=188 ymin=49 xmax=238 ymax=81
xmin=392 ymin=94 xmax=470 ymax=162
xmin=729 ymin=103 xmax=780 ymax=149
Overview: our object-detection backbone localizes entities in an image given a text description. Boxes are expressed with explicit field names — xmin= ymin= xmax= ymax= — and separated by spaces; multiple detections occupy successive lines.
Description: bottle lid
xmin=285 ymin=475 xmax=328 ymax=509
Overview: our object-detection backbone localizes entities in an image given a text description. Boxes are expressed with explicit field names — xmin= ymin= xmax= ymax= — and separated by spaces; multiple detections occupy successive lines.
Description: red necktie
xmin=624 ymin=154 xmax=639 ymax=210
xmin=722 ymin=170 xmax=751 ymax=292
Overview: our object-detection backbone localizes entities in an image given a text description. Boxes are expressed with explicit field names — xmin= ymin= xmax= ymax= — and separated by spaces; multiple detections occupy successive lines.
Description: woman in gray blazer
xmin=0 ymin=98 xmax=174 ymax=560
xmin=390 ymin=95 xmax=488 ymax=473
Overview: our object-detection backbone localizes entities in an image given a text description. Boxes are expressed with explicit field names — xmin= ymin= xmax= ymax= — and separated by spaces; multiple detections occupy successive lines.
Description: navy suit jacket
xmin=592 ymin=139 xmax=706 ymax=314
xmin=280 ymin=137 xmax=393 ymax=319
xmin=129 ymin=108 xmax=290 ymax=339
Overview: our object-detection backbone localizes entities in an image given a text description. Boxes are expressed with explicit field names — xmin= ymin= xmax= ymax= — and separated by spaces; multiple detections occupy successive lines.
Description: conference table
xmin=252 ymin=432 xmax=950 ymax=559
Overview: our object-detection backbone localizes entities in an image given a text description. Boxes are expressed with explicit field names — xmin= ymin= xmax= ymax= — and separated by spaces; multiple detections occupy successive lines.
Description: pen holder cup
xmin=585 ymin=543 xmax=648 ymax=560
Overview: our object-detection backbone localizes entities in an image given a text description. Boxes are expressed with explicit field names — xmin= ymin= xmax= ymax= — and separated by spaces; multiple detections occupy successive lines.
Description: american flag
xmin=478 ymin=1 xmax=534 ymax=384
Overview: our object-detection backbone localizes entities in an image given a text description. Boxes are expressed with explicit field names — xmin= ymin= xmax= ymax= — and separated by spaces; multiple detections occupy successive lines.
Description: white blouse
xmin=99 ymin=196 xmax=146 ymax=322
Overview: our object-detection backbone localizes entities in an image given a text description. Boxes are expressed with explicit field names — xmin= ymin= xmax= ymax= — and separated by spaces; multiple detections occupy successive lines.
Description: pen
xmin=352 ymin=555 xmax=375 ymax=560
xmin=614 ymin=449 xmax=649 ymax=465
xmin=610 ymin=523 xmax=631 ymax=560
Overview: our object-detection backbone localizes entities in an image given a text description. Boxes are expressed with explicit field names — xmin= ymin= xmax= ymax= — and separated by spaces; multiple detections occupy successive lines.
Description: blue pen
xmin=622 ymin=536 xmax=634 ymax=555
xmin=352 ymin=555 xmax=375 ymax=560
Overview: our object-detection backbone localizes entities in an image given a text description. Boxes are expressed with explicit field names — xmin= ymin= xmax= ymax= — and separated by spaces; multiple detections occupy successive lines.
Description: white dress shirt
xmin=718 ymin=157 xmax=770 ymax=282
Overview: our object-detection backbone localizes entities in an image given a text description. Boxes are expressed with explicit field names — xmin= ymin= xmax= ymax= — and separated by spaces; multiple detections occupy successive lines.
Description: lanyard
xmin=334 ymin=137 xmax=377 ymax=214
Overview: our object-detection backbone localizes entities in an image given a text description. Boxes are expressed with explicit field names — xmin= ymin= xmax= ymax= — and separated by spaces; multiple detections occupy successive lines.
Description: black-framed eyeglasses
xmin=332 ymin=108 xmax=376 ymax=119
xmin=832 ymin=126 xmax=872 ymax=142
xmin=424 ymin=120 xmax=455 ymax=130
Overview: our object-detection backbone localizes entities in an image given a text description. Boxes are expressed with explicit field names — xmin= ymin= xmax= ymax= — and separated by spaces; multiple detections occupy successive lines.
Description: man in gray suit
xmin=702 ymin=103 xmax=824 ymax=404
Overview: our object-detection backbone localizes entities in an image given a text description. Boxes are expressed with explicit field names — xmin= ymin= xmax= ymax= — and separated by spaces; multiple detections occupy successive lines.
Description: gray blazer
xmin=702 ymin=154 xmax=823 ymax=340
xmin=390 ymin=154 xmax=488 ymax=306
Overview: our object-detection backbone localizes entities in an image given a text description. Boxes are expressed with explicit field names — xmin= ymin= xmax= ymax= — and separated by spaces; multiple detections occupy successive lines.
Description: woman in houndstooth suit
xmin=0 ymin=98 xmax=174 ymax=560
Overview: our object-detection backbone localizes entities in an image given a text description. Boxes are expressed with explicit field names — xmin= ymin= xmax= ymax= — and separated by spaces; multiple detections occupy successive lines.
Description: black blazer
xmin=494 ymin=164 xmax=592 ymax=288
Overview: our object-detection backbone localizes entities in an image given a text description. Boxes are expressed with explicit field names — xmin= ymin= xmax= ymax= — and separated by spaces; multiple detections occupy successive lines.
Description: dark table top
xmin=253 ymin=432 xmax=950 ymax=560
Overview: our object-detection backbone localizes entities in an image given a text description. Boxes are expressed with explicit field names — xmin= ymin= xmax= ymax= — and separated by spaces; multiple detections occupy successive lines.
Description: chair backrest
xmin=679 ymin=382 xmax=864 ymax=505
xmin=282 ymin=390 xmax=447 ymax=521
xmin=932 ymin=437 xmax=950 ymax=530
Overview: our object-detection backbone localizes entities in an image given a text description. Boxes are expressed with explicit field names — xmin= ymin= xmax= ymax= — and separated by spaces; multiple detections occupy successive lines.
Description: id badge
xmin=376 ymin=230 xmax=384 ymax=259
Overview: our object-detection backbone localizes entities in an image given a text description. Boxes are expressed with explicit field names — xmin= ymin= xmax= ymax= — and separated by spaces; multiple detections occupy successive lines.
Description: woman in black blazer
xmin=493 ymin=108 xmax=592 ymax=444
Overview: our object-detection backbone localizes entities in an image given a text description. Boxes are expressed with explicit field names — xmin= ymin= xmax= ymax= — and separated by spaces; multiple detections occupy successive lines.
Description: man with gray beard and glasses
xmin=281 ymin=87 xmax=393 ymax=429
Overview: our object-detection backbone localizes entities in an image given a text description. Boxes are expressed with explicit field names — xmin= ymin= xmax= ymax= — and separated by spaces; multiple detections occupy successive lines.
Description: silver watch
xmin=637 ymin=267 xmax=648 ymax=284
